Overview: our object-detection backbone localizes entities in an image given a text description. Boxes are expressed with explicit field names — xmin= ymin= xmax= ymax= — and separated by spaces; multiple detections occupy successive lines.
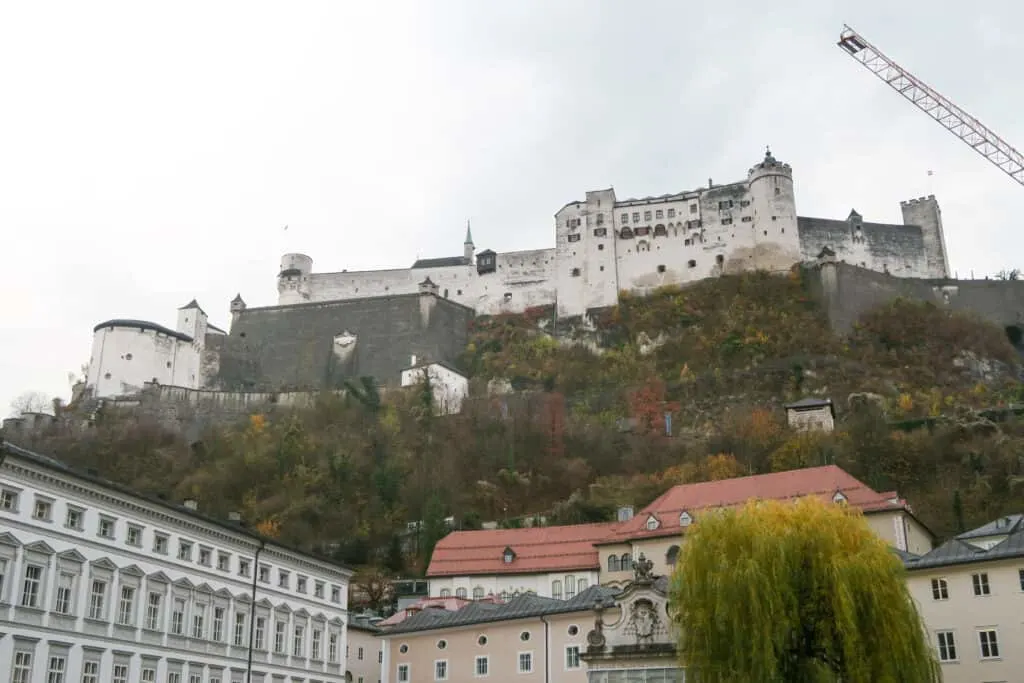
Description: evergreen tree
xmin=669 ymin=497 xmax=940 ymax=683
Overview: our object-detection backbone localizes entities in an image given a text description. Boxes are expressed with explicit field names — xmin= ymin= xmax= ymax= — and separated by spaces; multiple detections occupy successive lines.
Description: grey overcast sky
xmin=2 ymin=1 xmax=1022 ymax=414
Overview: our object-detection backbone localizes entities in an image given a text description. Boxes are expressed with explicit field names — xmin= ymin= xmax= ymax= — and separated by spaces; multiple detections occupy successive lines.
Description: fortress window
xmin=657 ymin=265 xmax=666 ymax=273
xmin=621 ymin=213 xmax=629 ymax=223
xmin=718 ymin=200 xmax=734 ymax=211
xmin=619 ymin=228 xmax=633 ymax=239
xmin=667 ymin=208 xmax=676 ymax=218
xmin=457 ymin=289 xmax=462 ymax=295
xmin=593 ymin=228 xmax=607 ymax=237
xmin=598 ymin=244 xmax=604 ymax=251
xmin=596 ymin=214 xmax=604 ymax=226
xmin=741 ymin=216 xmax=752 ymax=222
xmin=104 ymin=373 xmax=111 ymax=380
xmin=567 ymin=234 xmax=581 ymax=243
xmin=600 ymin=266 xmax=605 ymax=271
xmin=166 ymin=361 xmax=172 ymax=368
xmin=571 ymin=268 xmax=581 ymax=277
xmin=644 ymin=211 xmax=652 ymax=221
xmin=716 ymin=254 xmax=725 ymax=265
xmin=125 ymin=353 xmax=133 ymax=360
xmin=688 ymin=260 xmax=697 ymax=268
xmin=772 ymin=216 xmax=778 ymax=221
xmin=690 ymin=204 xmax=698 ymax=214
xmin=764 ymin=230 xmax=768 ymax=236
xmin=775 ymin=187 xmax=781 ymax=196
xmin=684 ymin=239 xmax=691 ymax=246
xmin=504 ymin=293 xmax=512 ymax=302
xmin=740 ymin=200 xmax=750 ymax=207
xmin=655 ymin=210 xmax=663 ymax=219
xmin=653 ymin=225 xmax=667 ymax=237
xmin=632 ymin=212 xmax=640 ymax=222
xmin=444 ymin=289 xmax=449 ymax=298
xmin=722 ymin=218 xmax=733 ymax=225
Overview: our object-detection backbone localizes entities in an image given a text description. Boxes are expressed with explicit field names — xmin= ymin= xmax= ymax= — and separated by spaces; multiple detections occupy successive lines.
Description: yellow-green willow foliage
xmin=669 ymin=496 xmax=941 ymax=683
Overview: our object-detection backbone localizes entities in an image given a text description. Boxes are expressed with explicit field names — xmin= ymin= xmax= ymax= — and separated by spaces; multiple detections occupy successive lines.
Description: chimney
xmin=410 ymin=354 xmax=417 ymax=367
xmin=183 ymin=498 xmax=198 ymax=511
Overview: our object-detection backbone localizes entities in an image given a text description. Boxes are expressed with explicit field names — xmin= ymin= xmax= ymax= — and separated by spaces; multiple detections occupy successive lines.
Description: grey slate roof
xmin=411 ymin=256 xmax=470 ymax=269
xmin=784 ymin=397 xmax=833 ymax=409
xmin=381 ymin=584 xmax=620 ymax=635
xmin=0 ymin=441 xmax=352 ymax=574
xmin=215 ymin=293 xmax=472 ymax=392
xmin=92 ymin=319 xmax=193 ymax=343
xmin=904 ymin=514 xmax=1024 ymax=571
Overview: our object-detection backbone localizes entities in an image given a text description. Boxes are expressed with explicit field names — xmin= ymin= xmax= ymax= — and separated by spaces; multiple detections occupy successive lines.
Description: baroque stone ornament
xmin=627 ymin=598 xmax=660 ymax=646
xmin=633 ymin=552 xmax=655 ymax=584
xmin=586 ymin=596 xmax=607 ymax=649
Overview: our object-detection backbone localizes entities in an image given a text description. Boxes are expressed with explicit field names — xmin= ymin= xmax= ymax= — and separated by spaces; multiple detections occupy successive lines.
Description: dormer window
xmin=645 ymin=515 xmax=660 ymax=531
xmin=502 ymin=547 xmax=516 ymax=564
xmin=832 ymin=491 xmax=848 ymax=504
xmin=679 ymin=511 xmax=693 ymax=527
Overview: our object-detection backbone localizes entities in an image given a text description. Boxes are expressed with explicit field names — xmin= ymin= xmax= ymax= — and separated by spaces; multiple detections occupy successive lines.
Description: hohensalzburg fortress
xmin=277 ymin=148 xmax=949 ymax=317
xmin=80 ymin=148 xmax=952 ymax=402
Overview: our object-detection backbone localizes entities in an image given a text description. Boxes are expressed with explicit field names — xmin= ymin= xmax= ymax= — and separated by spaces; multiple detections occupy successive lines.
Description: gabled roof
xmin=783 ymin=397 xmax=833 ymax=410
xmin=411 ymin=256 xmax=471 ymax=269
xmin=597 ymin=465 xmax=907 ymax=544
xmin=426 ymin=522 xmax=619 ymax=577
xmin=381 ymin=584 xmax=620 ymax=635
xmin=905 ymin=514 xmax=1024 ymax=571
xmin=178 ymin=299 xmax=205 ymax=313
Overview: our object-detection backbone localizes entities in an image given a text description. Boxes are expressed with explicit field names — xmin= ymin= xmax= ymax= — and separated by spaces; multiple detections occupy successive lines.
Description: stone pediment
xmin=24 ymin=540 xmax=56 ymax=555
xmin=194 ymin=583 xmax=214 ymax=594
xmin=147 ymin=571 xmax=171 ymax=584
xmin=173 ymin=577 xmax=195 ymax=589
xmin=276 ymin=602 xmax=292 ymax=613
xmin=329 ymin=616 xmax=345 ymax=626
xmin=235 ymin=593 xmax=251 ymax=603
xmin=0 ymin=532 xmax=23 ymax=547
xmin=256 ymin=598 xmax=274 ymax=609
xmin=215 ymin=588 xmax=234 ymax=599
xmin=312 ymin=612 xmax=327 ymax=623
xmin=57 ymin=549 xmax=87 ymax=563
xmin=293 ymin=608 xmax=310 ymax=618
xmin=120 ymin=564 xmax=145 ymax=577
xmin=90 ymin=556 xmax=117 ymax=570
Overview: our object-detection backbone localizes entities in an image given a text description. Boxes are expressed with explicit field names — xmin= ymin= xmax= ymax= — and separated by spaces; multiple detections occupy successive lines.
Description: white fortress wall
xmin=475 ymin=248 xmax=558 ymax=314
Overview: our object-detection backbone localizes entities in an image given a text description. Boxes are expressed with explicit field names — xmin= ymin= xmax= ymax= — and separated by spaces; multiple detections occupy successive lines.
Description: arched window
xmin=577 ymin=578 xmax=588 ymax=593
xmin=619 ymin=227 xmax=634 ymax=239
xmin=551 ymin=580 xmax=563 ymax=599
xmin=455 ymin=587 xmax=467 ymax=599
xmin=666 ymin=545 xmax=680 ymax=566
xmin=440 ymin=589 xmax=451 ymax=598
xmin=564 ymin=575 xmax=576 ymax=599
xmin=607 ymin=555 xmax=620 ymax=572
xmin=620 ymin=553 xmax=632 ymax=570
xmin=472 ymin=586 xmax=484 ymax=600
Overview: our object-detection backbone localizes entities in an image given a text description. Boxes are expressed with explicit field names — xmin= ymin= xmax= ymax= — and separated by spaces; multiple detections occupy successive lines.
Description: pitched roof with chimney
xmin=599 ymin=465 xmax=908 ymax=544
xmin=427 ymin=522 xmax=619 ymax=577
xmin=904 ymin=514 xmax=1024 ymax=571
xmin=427 ymin=466 xmax=917 ymax=577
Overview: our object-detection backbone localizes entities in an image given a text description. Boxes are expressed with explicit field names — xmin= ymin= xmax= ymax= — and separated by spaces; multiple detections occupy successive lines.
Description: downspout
xmin=541 ymin=615 xmax=551 ymax=683
xmin=246 ymin=539 xmax=266 ymax=683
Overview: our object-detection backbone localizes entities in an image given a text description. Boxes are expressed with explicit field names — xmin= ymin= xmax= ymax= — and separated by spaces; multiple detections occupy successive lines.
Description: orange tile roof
xmin=598 ymin=465 xmax=905 ymax=543
xmin=427 ymin=466 xmax=909 ymax=576
xmin=427 ymin=522 xmax=619 ymax=577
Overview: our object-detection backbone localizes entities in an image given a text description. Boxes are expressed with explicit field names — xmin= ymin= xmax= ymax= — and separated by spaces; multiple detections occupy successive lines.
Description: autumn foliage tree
xmin=670 ymin=497 xmax=940 ymax=683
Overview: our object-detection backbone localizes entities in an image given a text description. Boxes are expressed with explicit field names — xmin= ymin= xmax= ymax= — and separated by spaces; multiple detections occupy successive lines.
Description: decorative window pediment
xmin=329 ymin=616 xmax=345 ymax=626
xmin=294 ymin=608 xmax=310 ymax=619
xmin=194 ymin=582 xmax=214 ymax=594
xmin=120 ymin=564 xmax=145 ymax=577
xmin=89 ymin=556 xmax=117 ymax=570
xmin=214 ymin=588 xmax=233 ymax=599
xmin=256 ymin=598 xmax=274 ymax=608
xmin=172 ymin=577 xmax=195 ymax=589
xmin=24 ymin=540 xmax=56 ymax=555
xmin=276 ymin=602 xmax=293 ymax=613
xmin=235 ymin=592 xmax=251 ymax=603
xmin=57 ymin=549 xmax=87 ymax=564
xmin=313 ymin=612 xmax=328 ymax=623
xmin=679 ymin=511 xmax=693 ymax=527
xmin=0 ymin=532 xmax=23 ymax=547
xmin=147 ymin=571 xmax=171 ymax=584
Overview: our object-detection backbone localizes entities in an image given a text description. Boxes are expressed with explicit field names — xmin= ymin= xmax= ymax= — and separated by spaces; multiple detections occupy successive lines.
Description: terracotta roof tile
xmin=427 ymin=522 xmax=619 ymax=577
xmin=599 ymin=465 xmax=905 ymax=543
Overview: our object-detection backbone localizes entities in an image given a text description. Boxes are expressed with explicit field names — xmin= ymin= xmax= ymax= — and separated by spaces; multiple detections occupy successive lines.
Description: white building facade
xmin=399 ymin=360 xmax=468 ymax=416
xmin=427 ymin=569 xmax=601 ymax=602
xmin=0 ymin=442 xmax=352 ymax=683
xmin=276 ymin=149 xmax=950 ymax=317
xmin=86 ymin=301 xmax=224 ymax=399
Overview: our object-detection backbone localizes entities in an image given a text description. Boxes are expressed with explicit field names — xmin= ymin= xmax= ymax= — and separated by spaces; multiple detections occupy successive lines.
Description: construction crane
xmin=838 ymin=25 xmax=1023 ymax=188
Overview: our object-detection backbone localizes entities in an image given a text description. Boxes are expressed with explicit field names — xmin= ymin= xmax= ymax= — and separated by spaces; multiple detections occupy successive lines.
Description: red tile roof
xmin=427 ymin=466 xmax=909 ymax=576
xmin=427 ymin=522 xmax=619 ymax=577
xmin=598 ymin=465 xmax=905 ymax=543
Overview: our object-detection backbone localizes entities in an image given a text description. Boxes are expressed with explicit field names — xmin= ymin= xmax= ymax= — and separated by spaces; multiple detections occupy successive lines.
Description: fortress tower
xmin=278 ymin=253 xmax=314 ymax=305
xmin=744 ymin=147 xmax=801 ymax=271
xmin=900 ymin=195 xmax=950 ymax=278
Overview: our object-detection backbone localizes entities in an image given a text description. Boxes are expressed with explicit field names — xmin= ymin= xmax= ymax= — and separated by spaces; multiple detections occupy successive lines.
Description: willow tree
xmin=669 ymin=496 xmax=940 ymax=683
